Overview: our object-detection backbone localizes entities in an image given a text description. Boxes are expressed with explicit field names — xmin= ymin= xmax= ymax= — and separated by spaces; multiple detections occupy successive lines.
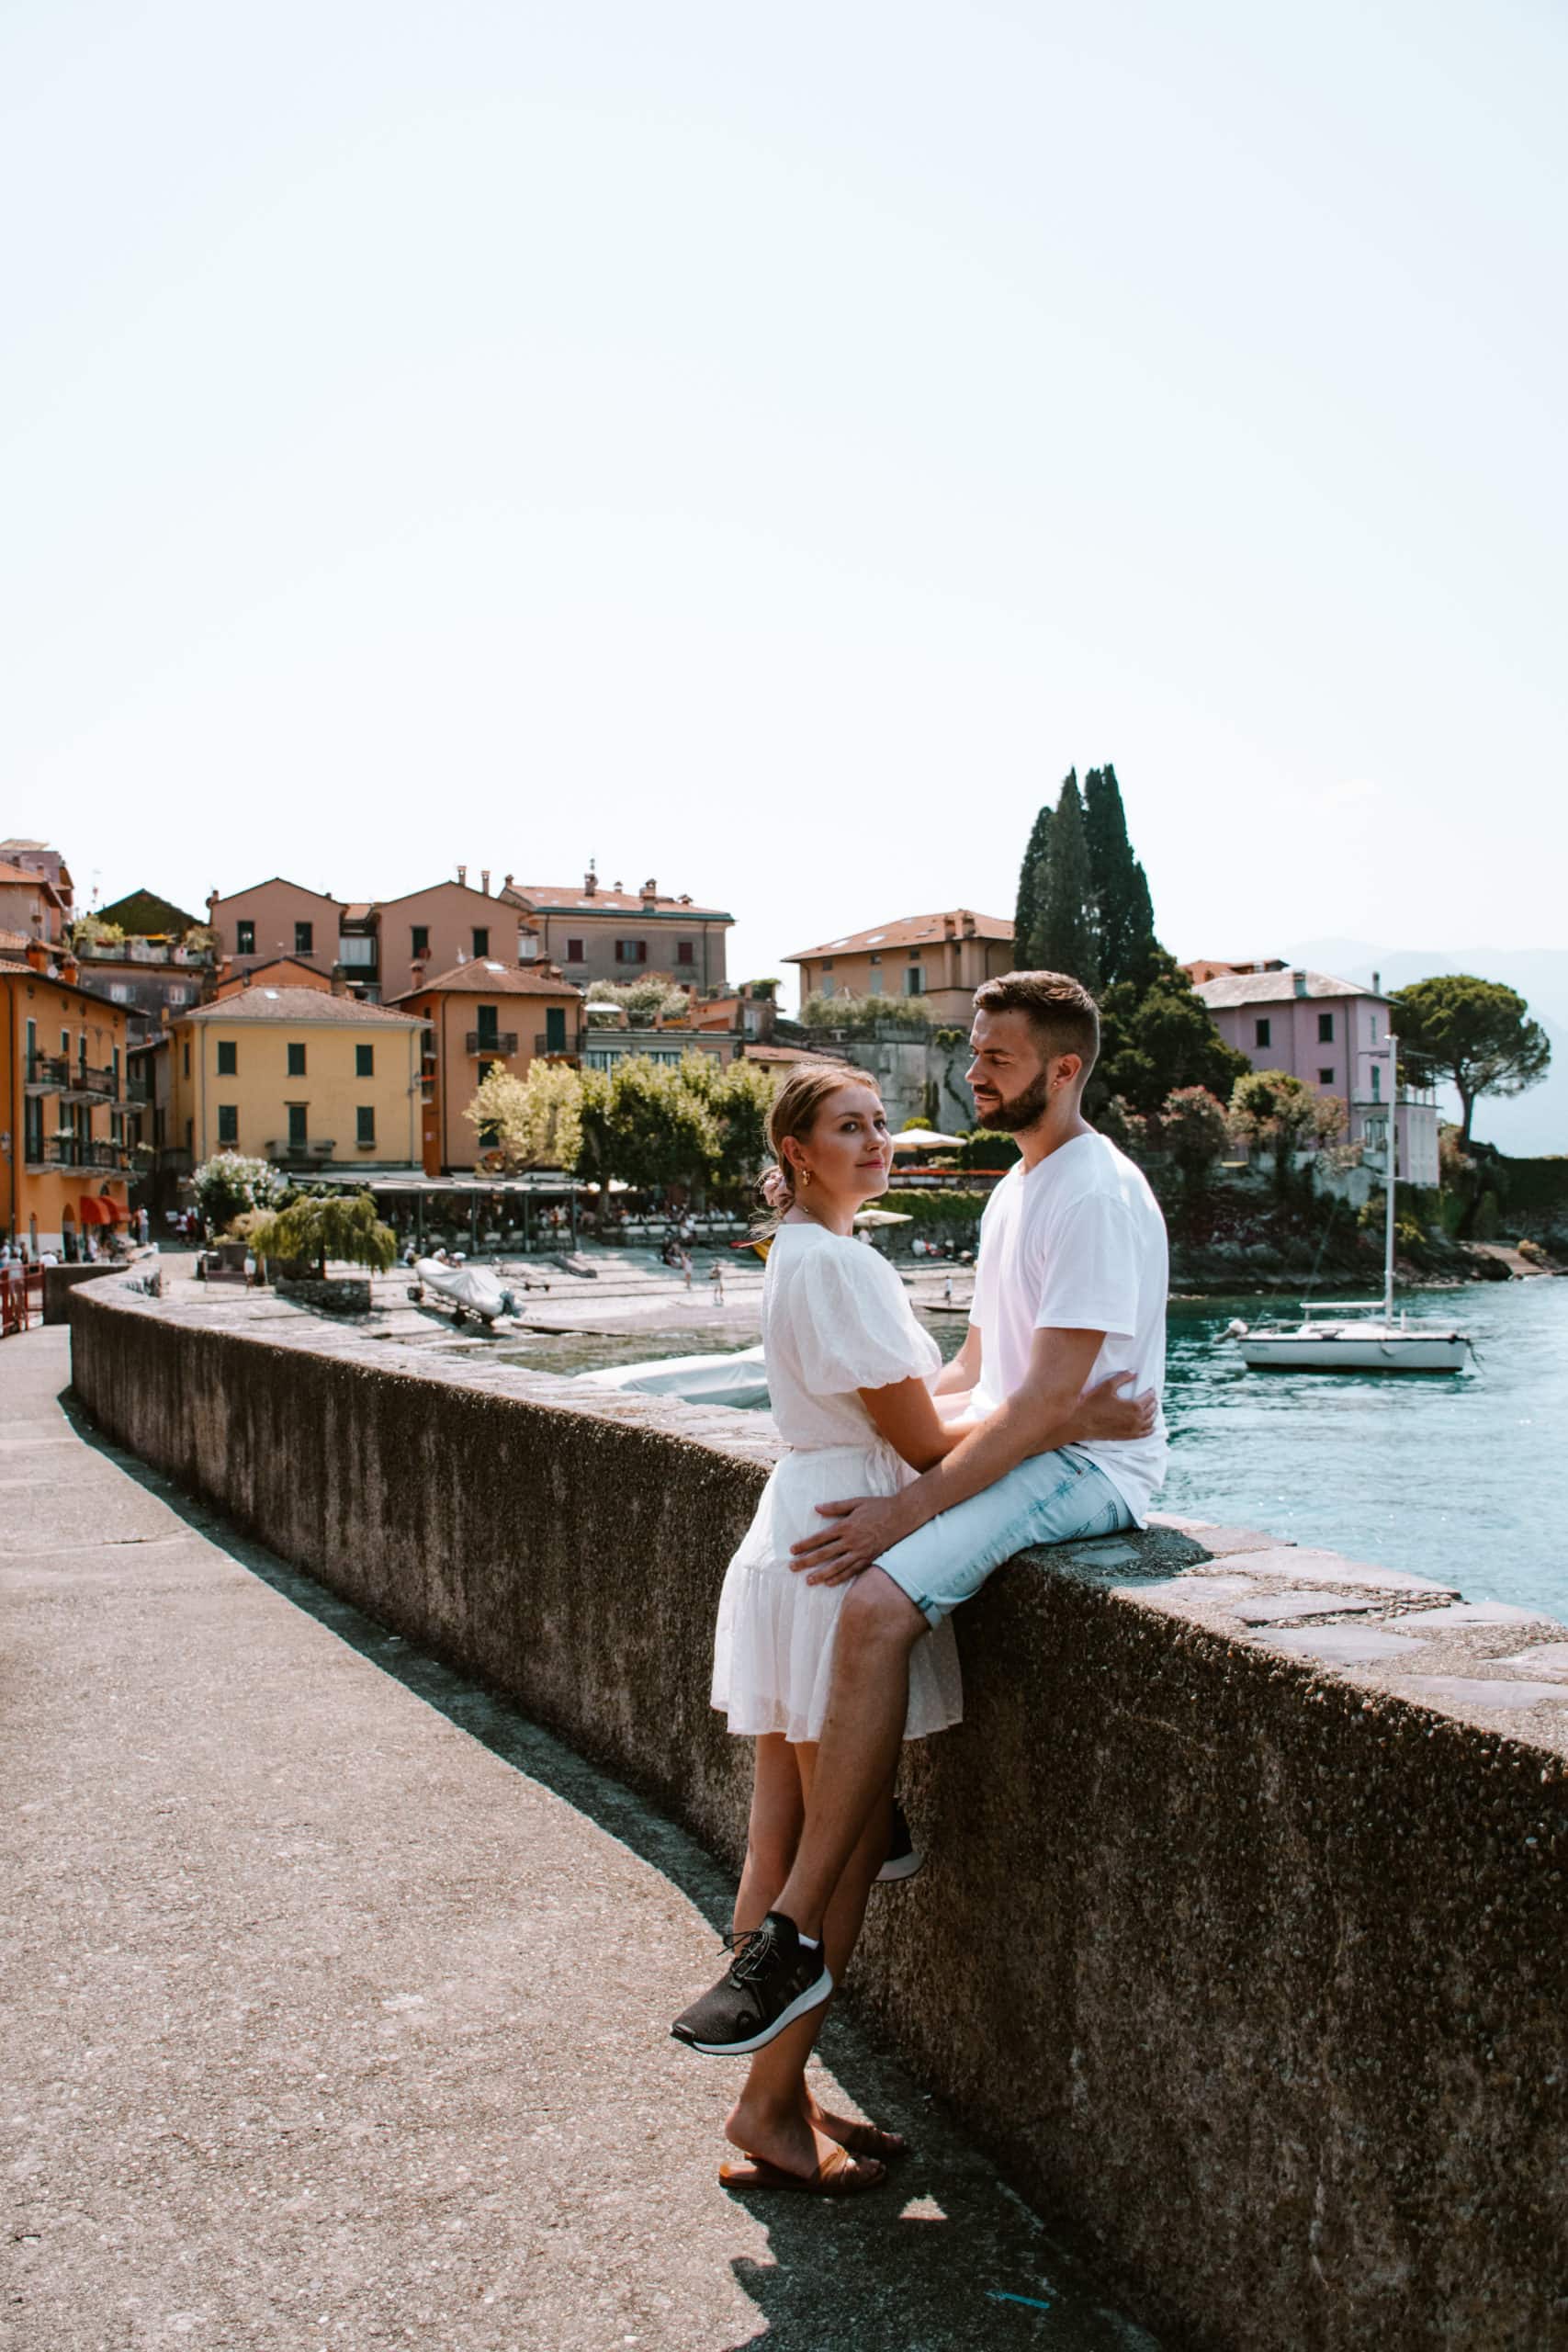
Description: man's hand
xmin=789 ymin=1492 xmax=914 ymax=1587
xmin=1072 ymin=1370 xmax=1158 ymax=1443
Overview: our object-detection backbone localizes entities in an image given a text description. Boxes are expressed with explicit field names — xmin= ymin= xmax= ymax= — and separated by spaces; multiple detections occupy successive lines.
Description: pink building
xmin=1189 ymin=961 xmax=1439 ymax=1187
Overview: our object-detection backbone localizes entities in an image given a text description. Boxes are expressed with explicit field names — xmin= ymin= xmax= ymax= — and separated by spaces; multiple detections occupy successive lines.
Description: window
xmin=295 ymin=922 xmax=313 ymax=956
xmin=1371 ymin=1065 xmax=1382 ymax=1102
xmin=356 ymin=1105 xmax=376 ymax=1147
xmin=905 ymin=966 xmax=925 ymax=996
xmin=1317 ymin=1011 xmax=1335 ymax=1043
xmin=182 ymin=1041 xmax=191 ymax=1079
xmin=412 ymin=925 xmax=430 ymax=957
xmin=1319 ymin=1069 xmax=1335 ymax=1086
xmin=355 ymin=1044 xmax=374 ymax=1078
xmin=24 ymin=1099 xmax=43 ymax=1161
xmin=615 ymin=938 xmax=648 ymax=965
xmin=236 ymin=921 xmax=255 ymax=955
xmin=868 ymin=970 xmax=884 ymax=993
xmin=337 ymin=935 xmax=376 ymax=967
xmin=288 ymin=1103 xmax=308 ymax=1144
xmin=287 ymin=1042 xmax=307 ymax=1076
xmin=476 ymin=1004 xmax=499 ymax=1046
xmin=1369 ymin=1012 xmax=1380 ymax=1043
xmin=819 ymin=974 xmax=836 ymax=1000
xmin=545 ymin=1007 xmax=567 ymax=1053
xmin=217 ymin=1041 xmax=238 ymax=1076
xmin=1255 ymin=1018 xmax=1271 ymax=1048
xmin=676 ymin=941 xmax=694 ymax=967
xmin=218 ymin=1104 xmax=239 ymax=1145
xmin=472 ymin=928 xmax=490 ymax=958
xmin=566 ymin=938 xmax=584 ymax=963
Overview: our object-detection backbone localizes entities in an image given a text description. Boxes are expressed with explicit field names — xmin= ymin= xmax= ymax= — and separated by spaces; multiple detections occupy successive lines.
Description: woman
xmin=697 ymin=1065 xmax=1144 ymax=2197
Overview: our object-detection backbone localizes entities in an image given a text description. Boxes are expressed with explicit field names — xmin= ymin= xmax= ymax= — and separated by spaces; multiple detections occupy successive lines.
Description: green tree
xmin=1012 ymin=798 xmax=1054 ymax=970
xmin=585 ymin=978 xmax=692 ymax=1024
xmin=250 ymin=1191 xmax=397 ymax=1277
xmin=1228 ymin=1069 xmax=1329 ymax=1182
xmin=464 ymin=1060 xmax=583 ymax=1170
xmin=1037 ymin=772 xmax=1099 ymax=987
xmin=1391 ymin=974 xmax=1551 ymax=1145
xmin=798 ymin=990 xmax=930 ymax=1033
xmin=679 ymin=1056 xmax=781 ymax=1196
xmin=1083 ymin=764 xmax=1156 ymax=991
xmin=1094 ymin=949 xmax=1250 ymax=1115
xmin=595 ymin=1055 xmax=721 ymax=1193
xmin=1159 ymin=1086 xmax=1231 ymax=1191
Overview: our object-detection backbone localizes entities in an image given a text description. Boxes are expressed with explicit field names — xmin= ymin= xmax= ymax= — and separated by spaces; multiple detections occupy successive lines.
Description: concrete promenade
xmin=4 ymin=1325 xmax=1153 ymax=2352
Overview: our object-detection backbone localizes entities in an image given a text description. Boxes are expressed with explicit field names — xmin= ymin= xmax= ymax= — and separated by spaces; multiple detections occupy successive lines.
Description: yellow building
xmin=785 ymin=909 xmax=1014 ymax=1022
xmin=2 ymin=943 xmax=133 ymax=1255
xmin=171 ymin=986 xmax=423 ymax=1175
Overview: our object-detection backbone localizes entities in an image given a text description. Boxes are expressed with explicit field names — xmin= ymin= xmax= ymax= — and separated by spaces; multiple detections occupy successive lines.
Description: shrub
xmin=248 ymin=1191 xmax=397 ymax=1276
xmin=799 ymin=991 xmax=931 ymax=1034
xmin=190 ymin=1152 xmax=289 ymax=1232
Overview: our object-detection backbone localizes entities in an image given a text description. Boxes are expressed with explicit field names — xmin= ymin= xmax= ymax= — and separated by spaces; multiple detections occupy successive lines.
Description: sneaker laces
xmin=722 ymin=1924 xmax=780 ymax=1985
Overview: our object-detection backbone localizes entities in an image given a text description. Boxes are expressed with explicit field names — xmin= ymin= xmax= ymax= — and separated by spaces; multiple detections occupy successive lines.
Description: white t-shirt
xmin=969 ymin=1131 xmax=1168 ymax=1522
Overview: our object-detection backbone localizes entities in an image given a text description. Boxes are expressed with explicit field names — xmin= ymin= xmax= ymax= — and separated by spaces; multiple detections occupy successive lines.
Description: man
xmin=673 ymin=970 xmax=1168 ymax=2061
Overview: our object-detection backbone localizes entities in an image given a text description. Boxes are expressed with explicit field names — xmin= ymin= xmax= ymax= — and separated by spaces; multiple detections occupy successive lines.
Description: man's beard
xmin=972 ymin=1067 xmax=1053 ymax=1133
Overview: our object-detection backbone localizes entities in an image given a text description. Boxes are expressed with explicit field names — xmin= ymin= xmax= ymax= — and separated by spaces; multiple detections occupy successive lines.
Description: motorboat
xmin=412 ymin=1257 xmax=517 ymax=1326
xmin=1228 ymin=1033 xmax=1471 ymax=1374
xmin=1227 ymin=1303 xmax=1472 ymax=1372
xmin=573 ymin=1343 xmax=770 ymax=1409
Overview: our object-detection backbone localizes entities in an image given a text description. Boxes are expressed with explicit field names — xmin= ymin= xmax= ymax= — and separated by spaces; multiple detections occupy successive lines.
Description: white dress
xmin=710 ymin=1221 xmax=964 ymax=1744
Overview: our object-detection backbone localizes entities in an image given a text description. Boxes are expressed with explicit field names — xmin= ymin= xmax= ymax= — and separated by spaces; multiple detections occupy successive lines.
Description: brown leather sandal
xmin=827 ymin=2120 xmax=908 ymax=2162
xmin=718 ymin=2145 xmax=886 ymax=2197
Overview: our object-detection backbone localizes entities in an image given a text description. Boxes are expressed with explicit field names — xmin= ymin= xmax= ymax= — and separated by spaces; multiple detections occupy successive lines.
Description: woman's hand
xmin=1071 ymin=1370 xmax=1158 ymax=1442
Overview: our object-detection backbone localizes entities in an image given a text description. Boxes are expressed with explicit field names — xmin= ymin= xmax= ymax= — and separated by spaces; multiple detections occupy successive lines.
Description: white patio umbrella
xmin=890 ymin=1128 xmax=964 ymax=1150
xmin=853 ymin=1207 xmax=914 ymax=1227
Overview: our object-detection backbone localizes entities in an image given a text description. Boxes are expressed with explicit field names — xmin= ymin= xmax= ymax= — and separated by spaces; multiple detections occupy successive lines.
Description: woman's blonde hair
xmin=756 ymin=1062 xmax=881 ymax=1228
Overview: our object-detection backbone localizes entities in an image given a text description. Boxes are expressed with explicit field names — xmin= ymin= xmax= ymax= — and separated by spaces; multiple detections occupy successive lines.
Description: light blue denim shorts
xmin=875 ymin=1447 xmax=1134 ymax=1629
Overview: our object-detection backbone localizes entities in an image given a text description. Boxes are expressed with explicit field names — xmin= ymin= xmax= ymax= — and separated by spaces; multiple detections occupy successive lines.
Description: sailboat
xmin=1228 ymin=1036 xmax=1472 ymax=1374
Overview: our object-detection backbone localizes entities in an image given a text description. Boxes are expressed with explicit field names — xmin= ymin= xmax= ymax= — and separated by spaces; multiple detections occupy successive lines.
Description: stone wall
xmin=68 ymin=1277 xmax=1568 ymax=2352
xmin=42 ymin=1261 xmax=119 ymax=1324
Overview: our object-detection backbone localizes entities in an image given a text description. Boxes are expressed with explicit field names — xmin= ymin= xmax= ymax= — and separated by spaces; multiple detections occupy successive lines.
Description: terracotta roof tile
xmin=1194 ymin=968 xmax=1378 ymax=1010
xmin=786 ymin=910 xmax=1012 ymax=961
xmin=184 ymin=988 xmax=421 ymax=1024
xmin=389 ymin=960 xmax=584 ymax=1001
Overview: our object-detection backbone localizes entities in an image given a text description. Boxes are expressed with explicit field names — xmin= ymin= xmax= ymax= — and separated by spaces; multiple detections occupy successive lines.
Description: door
xmin=545 ymin=1006 xmax=567 ymax=1053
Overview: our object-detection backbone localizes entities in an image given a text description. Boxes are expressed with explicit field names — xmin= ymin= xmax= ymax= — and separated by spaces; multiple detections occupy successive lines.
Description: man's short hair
xmin=972 ymin=969 xmax=1100 ymax=1079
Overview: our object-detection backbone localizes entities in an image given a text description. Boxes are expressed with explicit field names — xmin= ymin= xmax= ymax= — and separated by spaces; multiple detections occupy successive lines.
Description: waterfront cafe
xmin=288 ymin=1171 xmax=582 ymax=1258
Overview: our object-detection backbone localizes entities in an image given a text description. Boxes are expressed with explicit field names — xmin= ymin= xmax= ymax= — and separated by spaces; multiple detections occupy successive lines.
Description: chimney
xmin=25 ymin=939 xmax=49 ymax=974
xmin=1372 ymin=969 xmax=1382 ymax=996
xmin=1292 ymin=969 xmax=1308 ymax=998
xmin=480 ymin=870 xmax=491 ymax=896
xmin=584 ymin=868 xmax=597 ymax=895
xmin=503 ymin=873 xmax=514 ymax=889
xmin=331 ymin=964 xmax=351 ymax=997
xmin=410 ymin=956 xmax=426 ymax=992
xmin=943 ymin=913 xmax=957 ymax=940
xmin=59 ymin=952 xmax=79 ymax=987
xmin=643 ymin=876 xmax=658 ymax=899
xmin=457 ymin=864 xmax=468 ymax=889
xmin=962 ymin=910 xmax=976 ymax=938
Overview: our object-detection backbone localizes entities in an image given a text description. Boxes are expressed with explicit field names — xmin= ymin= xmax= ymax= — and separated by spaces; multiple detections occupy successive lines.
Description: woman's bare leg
xmin=724 ymin=1743 xmax=895 ymax=2178
xmin=732 ymin=1735 xmax=802 ymax=1942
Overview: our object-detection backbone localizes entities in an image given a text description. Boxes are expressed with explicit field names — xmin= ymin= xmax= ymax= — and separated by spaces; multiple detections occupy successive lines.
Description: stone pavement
xmin=3 ymin=1326 xmax=1155 ymax=2352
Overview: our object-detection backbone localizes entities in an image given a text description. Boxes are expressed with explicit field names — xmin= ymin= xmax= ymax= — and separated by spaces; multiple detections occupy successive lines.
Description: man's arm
xmin=792 ymin=1325 xmax=1119 ymax=1586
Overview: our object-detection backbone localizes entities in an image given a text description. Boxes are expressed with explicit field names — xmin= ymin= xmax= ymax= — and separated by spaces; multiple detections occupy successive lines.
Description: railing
xmin=534 ymin=1035 xmax=581 ymax=1058
xmin=466 ymin=1032 xmax=518 ymax=1057
xmin=1 ymin=1265 xmax=46 ymax=1338
xmin=25 ymin=1138 xmax=130 ymax=1172
xmin=265 ymin=1138 xmax=336 ymax=1163
xmin=30 ymin=1057 xmax=123 ymax=1100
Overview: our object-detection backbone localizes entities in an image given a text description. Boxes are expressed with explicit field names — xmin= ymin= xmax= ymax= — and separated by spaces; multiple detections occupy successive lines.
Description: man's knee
xmin=839 ymin=1566 xmax=927 ymax=1657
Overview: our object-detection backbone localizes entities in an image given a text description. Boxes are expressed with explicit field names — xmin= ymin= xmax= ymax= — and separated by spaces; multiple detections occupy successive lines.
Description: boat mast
xmin=1382 ymin=1032 xmax=1397 ymax=1325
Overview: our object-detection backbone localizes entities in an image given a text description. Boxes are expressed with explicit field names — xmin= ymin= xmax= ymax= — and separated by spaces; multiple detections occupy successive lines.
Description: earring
xmin=800 ymin=1165 xmax=813 ymax=1187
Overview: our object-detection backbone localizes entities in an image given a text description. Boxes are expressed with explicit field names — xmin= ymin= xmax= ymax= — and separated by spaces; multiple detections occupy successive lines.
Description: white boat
xmin=412 ymin=1258 xmax=516 ymax=1325
xmin=573 ymin=1343 xmax=769 ymax=1408
xmin=1228 ymin=1034 xmax=1472 ymax=1374
xmin=1232 ymin=1303 xmax=1472 ymax=1372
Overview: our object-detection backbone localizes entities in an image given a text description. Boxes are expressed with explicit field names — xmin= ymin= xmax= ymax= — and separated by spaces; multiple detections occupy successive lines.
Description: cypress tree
xmin=1084 ymin=763 xmax=1156 ymax=990
xmin=1038 ymin=773 xmax=1100 ymax=989
xmin=1012 ymin=797 xmax=1055 ymax=970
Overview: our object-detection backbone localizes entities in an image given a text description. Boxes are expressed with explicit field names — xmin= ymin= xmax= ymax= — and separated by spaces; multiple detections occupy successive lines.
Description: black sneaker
xmin=875 ymin=1798 xmax=924 ymax=1884
xmin=671 ymin=1912 xmax=833 ymax=2055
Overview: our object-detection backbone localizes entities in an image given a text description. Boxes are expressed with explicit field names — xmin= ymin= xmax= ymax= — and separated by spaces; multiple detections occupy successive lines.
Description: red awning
xmin=78 ymin=1196 xmax=123 ymax=1225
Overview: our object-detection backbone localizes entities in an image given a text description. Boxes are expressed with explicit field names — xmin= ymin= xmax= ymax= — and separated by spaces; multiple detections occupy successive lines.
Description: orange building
xmin=389 ymin=959 xmax=586 ymax=1174
xmin=2 ymin=942 xmax=132 ymax=1257
xmin=785 ymin=909 xmax=1013 ymax=1022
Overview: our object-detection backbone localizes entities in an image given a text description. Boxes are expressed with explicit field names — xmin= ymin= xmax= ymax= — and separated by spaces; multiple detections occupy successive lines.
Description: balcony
xmin=534 ymin=1034 xmax=581 ymax=1061
xmin=25 ymin=1137 xmax=130 ymax=1173
xmin=265 ymin=1138 xmax=337 ymax=1166
xmin=466 ymin=1032 xmax=518 ymax=1057
xmin=25 ymin=1055 xmax=121 ymax=1100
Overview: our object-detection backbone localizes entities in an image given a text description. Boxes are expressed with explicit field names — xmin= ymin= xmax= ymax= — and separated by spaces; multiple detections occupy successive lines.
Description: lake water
xmin=501 ymin=1279 xmax=1568 ymax=1624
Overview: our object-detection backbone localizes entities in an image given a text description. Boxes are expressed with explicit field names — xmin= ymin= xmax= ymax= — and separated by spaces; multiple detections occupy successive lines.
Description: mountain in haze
xmin=1284 ymin=939 xmax=1566 ymax=1158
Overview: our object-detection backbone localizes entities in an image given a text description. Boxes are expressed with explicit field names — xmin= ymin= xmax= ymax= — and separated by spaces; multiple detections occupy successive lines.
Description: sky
xmin=4 ymin=1 xmax=1564 ymax=1033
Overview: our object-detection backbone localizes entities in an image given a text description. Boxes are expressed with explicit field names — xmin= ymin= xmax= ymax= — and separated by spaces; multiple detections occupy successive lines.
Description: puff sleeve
xmin=782 ymin=1241 xmax=940 ymax=1395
